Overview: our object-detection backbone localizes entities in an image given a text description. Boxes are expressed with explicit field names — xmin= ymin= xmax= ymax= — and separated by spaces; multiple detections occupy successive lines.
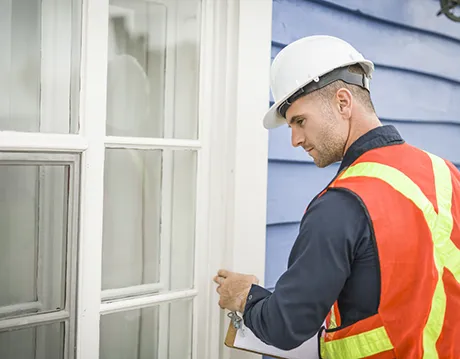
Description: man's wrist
xmin=238 ymin=286 xmax=252 ymax=313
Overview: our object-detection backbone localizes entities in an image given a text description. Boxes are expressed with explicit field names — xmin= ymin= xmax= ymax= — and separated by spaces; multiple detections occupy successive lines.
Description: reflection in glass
xmin=102 ymin=149 xmax=197 ymax=296
xmin=0 ymin=322 xmax=65 ymax=359
xmin=0 ymin=0 xmax=78 ymax=133
xmin=100 ymin=300 xmax=193 ymax=359
xmin=106 ymin=0 xmax=201 ymax=139
xmin=0 ymin=164 xmax=69 ymax=320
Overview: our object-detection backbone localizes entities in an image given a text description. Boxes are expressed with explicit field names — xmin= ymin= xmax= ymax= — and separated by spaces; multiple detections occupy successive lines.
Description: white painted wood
xmin=231 ymin=0 xmax=271 ymax=282
xmin=101 ymin=283 xmax=164 ymax=301
xmin=226 ymin=2 xmax=272 ymax=358
xmin=36 ymin=165 xmax=67 ymax=359
xmin=105 ymin=136 xmax=201 ymax=150
xmin=193 ymin=0 xmax=238 ymax=357
xmin=0 ymin=302 xmax=42 ymax=318
xmin=157 ymin=5 xmax=177 ymax=357
xmin=192 ymin=1 xmax=272 ymax=359
xmin=38 ymin=0 xmax=73 ymax=339
xmin=75 ymin=1 xmax=109 ymax=359
xmin=0 ymin=152 xmax=77 ymax=162
xmin=0 ymin=132 xmax=87 ymax=152
xmin=0 ymin=311 xmax=69 ymax=331
xmin=100 ymin=289 xmax=198 ymax=315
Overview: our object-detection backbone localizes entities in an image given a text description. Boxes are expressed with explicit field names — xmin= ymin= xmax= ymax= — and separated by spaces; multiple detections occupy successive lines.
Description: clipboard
xmin=224 ymin=312 xmax=321 ymax=359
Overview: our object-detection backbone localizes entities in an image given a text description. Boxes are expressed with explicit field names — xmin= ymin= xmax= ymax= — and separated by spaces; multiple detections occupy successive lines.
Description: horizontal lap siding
xmin=266 ymin=0 xmax=460 ymax=294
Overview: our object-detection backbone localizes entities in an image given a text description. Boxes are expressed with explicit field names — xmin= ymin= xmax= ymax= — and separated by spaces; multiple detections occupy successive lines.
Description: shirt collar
xmin=338 ymin=125 xmax=405 ymax=173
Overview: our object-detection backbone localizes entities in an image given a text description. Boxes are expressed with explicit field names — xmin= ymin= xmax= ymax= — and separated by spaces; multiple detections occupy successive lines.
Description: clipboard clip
xmin=228 ymin=311 xmax=246 ymax=337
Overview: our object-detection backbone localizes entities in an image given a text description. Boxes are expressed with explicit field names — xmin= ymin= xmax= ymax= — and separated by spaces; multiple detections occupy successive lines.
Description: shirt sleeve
xmin=242 ymin=188 xmax=371 ymax=350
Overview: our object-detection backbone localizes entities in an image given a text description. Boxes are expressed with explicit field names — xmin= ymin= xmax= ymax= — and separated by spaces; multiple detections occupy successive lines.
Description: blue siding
xmin=265 ymin=0 xmax=460 ymax=297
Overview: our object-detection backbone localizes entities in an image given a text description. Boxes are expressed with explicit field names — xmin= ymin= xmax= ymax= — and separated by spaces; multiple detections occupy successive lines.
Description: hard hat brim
xmin=263 ymin=101 xmax=288 ymax=129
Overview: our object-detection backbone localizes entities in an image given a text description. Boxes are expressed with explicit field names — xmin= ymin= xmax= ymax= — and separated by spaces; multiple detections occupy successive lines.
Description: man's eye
xmin=297 ymin=119 xmax=304 ymax=126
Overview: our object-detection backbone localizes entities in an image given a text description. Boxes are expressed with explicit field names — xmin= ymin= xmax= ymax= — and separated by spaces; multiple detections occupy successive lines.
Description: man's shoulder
xmin=289 ymin=187 xmax=374 ymax=268
xmin=302 ymin=187 xmax=366 ymax=225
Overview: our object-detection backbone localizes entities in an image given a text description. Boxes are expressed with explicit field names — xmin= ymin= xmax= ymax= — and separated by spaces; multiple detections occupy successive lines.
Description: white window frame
xmin=0 ymin=151 xmax=80 ymax=359
xmin=192 ymin=1 xmax=272 ymax=359
xmin=0 ymin=0 xmax=272 ymax=357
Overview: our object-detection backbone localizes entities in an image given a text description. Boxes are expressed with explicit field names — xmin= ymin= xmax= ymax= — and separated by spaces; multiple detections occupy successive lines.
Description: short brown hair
xmin=314 ymin=64 xmax=376 ymax=113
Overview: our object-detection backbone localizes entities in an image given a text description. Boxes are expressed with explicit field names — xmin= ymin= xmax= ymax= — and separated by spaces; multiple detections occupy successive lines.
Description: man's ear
xmin=336 ymin=88 xmax=352 ymax=118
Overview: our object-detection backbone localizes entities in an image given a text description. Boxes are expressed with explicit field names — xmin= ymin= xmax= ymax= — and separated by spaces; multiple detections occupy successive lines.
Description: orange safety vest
xmin=317 ymin=143 xmax=460 ymax=359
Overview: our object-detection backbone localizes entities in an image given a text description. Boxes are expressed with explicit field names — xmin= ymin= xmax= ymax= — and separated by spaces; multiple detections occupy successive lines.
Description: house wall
xmin=265 ymin=0 xmax=460 ymax=298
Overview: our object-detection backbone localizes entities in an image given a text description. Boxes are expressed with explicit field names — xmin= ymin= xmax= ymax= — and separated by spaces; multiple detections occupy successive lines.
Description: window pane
xmin=100 ymin=299 xmax=193 ymax=359
xmin=0 ymin=0 xmax=79 ymax=133
xmin=0 ymin=163 xmax=69 ymax=319
xmin=0 ymin=322 xmax=65 ymax=359
xmin=102 ymin=149 xmax=197 ymax=297
xmin=106 ymin=0 xmax=201 ymax=139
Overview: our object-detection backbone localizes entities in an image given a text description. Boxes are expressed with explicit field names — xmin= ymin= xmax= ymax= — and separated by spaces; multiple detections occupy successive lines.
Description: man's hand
xmin=213 ymin=269 xmax=259 ymax=313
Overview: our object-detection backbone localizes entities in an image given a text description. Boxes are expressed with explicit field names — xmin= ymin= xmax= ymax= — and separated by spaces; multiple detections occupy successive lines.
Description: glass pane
xmin=0 ymin=163 xmax=69 ymax=319
xmin=102 ymin=149 xmax=197 ymax=296
xmin=100 ymin=299 xmax=193 ymax=359
xmin=0 ymin=322 xmax=64 ymax=359
xmin=0 ymin=0 xmax=79 ymax=133
xmin=106 ymin=0 xmax=201 ymax=139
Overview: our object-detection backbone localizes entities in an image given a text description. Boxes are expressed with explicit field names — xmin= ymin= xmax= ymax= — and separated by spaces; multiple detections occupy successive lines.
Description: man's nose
xmin=291 ymin=128 xmax=304 ymax=148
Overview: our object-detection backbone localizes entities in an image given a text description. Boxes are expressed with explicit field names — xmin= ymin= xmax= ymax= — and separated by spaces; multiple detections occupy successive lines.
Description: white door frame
xmin=48 ymin=0 xmax=273 ymax=358
xmin=0 ymin=0 xmax=272 ymax=357
xmin=193 ymin=1 xmax=272 ymax=359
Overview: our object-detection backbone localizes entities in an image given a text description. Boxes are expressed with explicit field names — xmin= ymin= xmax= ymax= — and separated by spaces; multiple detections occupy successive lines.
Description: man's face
xmin=285 ymin=93 xmax=348 ymax=168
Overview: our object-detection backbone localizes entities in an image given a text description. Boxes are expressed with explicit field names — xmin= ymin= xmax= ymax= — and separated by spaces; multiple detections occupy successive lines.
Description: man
xmin=213 ymin=35 xmax=460 ymax=358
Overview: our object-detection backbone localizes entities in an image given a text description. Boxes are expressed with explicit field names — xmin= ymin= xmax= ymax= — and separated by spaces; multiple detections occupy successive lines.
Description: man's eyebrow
xmin=288 ymin=115 xmax=305 ymax=125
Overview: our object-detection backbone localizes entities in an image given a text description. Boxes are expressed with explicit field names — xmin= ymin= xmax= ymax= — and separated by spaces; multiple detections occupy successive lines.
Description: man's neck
xmin=343 ymin=113 xmax=382 ymax=156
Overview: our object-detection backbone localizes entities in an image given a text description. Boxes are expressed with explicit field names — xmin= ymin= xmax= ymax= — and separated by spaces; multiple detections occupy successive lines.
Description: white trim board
xmin=193 ymin=1 xmax=272 ymax=359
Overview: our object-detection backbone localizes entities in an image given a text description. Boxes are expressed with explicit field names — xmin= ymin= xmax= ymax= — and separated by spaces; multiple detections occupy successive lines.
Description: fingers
xmin=218 ymin=269 xmax=229 ymax=278
xmin=213 ymin=275 xmax=224 ymax=285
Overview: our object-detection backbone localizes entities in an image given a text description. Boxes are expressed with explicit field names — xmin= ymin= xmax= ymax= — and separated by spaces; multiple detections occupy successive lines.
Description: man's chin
xmin=312 ymin=156 xmax=334 ymax=168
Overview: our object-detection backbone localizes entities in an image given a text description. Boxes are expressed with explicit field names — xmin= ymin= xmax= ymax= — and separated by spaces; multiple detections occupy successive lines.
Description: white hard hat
xmin=263 ymin=35 xmax=374 ymax=129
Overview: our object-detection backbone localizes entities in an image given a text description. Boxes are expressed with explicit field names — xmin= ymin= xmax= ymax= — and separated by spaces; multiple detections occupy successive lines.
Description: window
xmin=0 ymin=0 xmax=80 ymax=133
xmin=100 ymin=1 xmax=201 ymax=357
xmin=99 ymin=299 xmax=193 ymax=359
xmin=1 ymin=0 xmax=202 ymax=358
xmin=0 ymin=0 xmax=272 ymax=357
xmin=0 ymin=152 xmax=80 ymax=359
xmin=106 ymin=0 xmax=200 ymax=139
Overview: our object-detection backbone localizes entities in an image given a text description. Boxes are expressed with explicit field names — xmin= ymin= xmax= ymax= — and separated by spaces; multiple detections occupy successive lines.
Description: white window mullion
xmin=0 ymin=311 xmax=70 ymax=332
xmin=35 ymin=164 xmax=65 ymax=359
xmin=105 ymin=136 xmax=201 ymax=150
xmin=76 ymin=0 xmax=109 ymax=358
xmin=0 ymin=302 xmax=42 ymax=318
xmin=158 ymin=2 xmax=178 ymax=356
xmin=38 ymin=0 xmax=74 ymax=337
xmin=101 ymin=283 xmax=164 ymax=302
xmin=99 ymin=289 xmax=198 ymax=316
xmin=0 ymin=132 xmax=87 ymax=152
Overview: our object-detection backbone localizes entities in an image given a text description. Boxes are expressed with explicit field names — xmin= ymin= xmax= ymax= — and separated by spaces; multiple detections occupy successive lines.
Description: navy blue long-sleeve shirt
xmin=243 ymin=125 xmax=404 ymax=350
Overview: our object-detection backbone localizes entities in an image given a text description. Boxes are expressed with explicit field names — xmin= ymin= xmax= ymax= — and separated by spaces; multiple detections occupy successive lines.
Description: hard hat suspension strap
xmin=278 ymin=66 xmax=370 ymax=118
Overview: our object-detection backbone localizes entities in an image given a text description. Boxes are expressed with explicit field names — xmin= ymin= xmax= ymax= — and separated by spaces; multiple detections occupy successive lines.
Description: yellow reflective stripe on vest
xmin=322 ymin=327 xmax=394 ymax=359
xmin=329 ymin=304 xmax=337 ymax=329
xmin=428 ymin=153 xmax=460 ymax=284
xmin=322 ymin=154 xmax=460 ymax=359
xmin=422 ymin=153 xmax=455 ymax=359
